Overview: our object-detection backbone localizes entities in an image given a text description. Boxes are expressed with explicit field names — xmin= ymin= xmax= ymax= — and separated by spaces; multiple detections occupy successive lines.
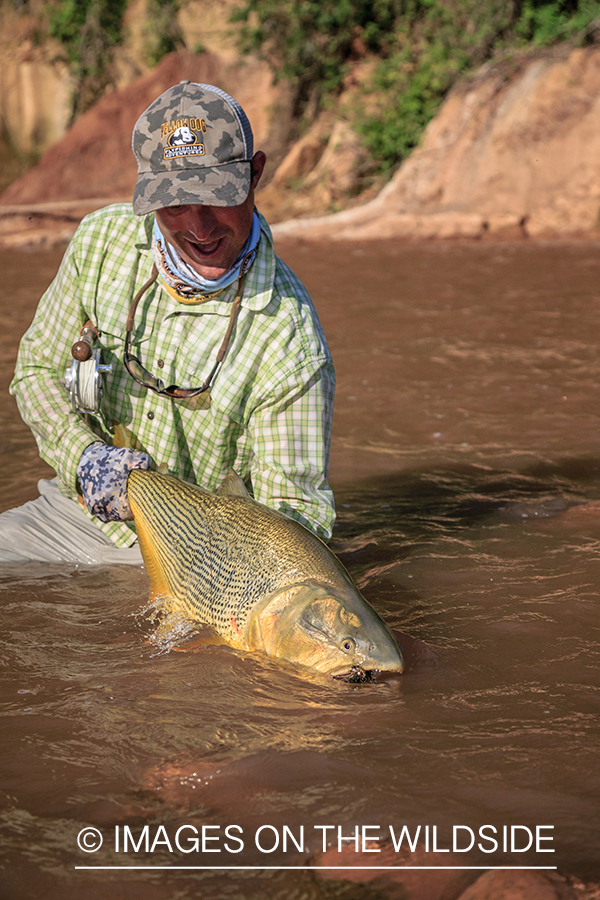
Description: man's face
xmin=155 ymin=151 xmax=266 ymax=280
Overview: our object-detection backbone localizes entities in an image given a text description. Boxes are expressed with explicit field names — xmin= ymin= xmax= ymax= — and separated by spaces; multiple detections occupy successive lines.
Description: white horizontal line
xmin=75 ymin=865 xmax=558 ymax=871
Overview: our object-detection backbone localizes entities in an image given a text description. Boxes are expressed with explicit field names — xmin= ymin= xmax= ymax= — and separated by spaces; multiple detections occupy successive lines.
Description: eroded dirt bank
xmin=4 ymin=45 xmax=600 ymax=249
xmin=273 ymin=45 xmax=600 ymax=242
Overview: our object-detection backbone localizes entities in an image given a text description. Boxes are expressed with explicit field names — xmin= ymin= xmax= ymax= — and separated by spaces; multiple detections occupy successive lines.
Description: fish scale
xmin=127 ymin=468 xmax=404 ymax=677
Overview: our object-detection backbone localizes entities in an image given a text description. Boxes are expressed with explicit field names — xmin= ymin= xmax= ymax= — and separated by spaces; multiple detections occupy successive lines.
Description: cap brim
xmin=133 ymin=161 xmax=252 ymax=214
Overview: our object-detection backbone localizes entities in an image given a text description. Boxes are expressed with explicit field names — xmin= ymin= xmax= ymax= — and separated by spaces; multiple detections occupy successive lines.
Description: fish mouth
xmin=333 ymin=666 xmax=377 ymax=684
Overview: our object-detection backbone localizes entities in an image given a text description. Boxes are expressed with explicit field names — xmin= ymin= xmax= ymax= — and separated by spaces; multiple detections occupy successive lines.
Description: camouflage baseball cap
xmin=132 ymin=81 xmax=254 ymax=215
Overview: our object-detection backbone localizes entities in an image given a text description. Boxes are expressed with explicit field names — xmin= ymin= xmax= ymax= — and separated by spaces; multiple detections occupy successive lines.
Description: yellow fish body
xmin=127 ymin=469 xmax=404 ymax=680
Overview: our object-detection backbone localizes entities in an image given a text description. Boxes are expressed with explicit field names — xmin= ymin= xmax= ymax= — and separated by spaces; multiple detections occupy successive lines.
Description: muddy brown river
xmin=1 ymin=237 xmax=600 ymax=899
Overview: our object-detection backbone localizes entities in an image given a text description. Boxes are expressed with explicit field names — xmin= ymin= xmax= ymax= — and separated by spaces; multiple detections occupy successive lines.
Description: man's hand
xmin=77 ymin=442 xmax=151 ymax=522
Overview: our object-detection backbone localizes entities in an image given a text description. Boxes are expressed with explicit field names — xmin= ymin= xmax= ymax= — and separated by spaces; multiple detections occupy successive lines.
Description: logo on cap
xmin=162 ymin=117 xmax=207 ymax=160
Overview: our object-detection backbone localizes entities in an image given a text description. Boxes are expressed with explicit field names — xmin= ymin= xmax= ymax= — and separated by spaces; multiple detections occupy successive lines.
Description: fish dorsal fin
xmin=112 ymin=422 xmax=133 ymax=448
xmin=216 ymin=470 xmax=250 ymax=499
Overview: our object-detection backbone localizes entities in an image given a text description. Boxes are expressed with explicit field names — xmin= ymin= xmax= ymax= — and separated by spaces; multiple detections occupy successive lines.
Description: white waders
xmin=0 ymin=478 xmax=143 ymax=565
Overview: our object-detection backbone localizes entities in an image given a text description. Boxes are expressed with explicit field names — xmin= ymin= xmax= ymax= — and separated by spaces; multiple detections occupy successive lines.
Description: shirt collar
xmin=239 ymin=210 xmax=276 ymax=312
xmin=135 ymin=208 xmax=276 ymax=313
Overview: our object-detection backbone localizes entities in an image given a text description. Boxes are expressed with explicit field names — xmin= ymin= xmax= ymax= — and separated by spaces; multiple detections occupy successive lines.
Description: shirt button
xmin=147 ymin=411 xmax=154 ymax=420
xmin=157 ymin=359 xmax=165 ymax=368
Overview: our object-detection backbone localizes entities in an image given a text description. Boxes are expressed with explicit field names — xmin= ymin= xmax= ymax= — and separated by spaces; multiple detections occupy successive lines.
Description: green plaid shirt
xmin=11 ymin=204 xmax=335 ymax=546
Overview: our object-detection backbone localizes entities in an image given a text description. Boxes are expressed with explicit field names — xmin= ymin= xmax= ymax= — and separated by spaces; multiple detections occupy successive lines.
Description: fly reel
xmin=65 ymin=321 xmax=112 ymax=415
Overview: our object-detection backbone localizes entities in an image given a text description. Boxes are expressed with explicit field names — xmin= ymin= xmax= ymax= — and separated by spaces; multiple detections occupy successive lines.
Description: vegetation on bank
xmin=3 ymin=0 xmax=600 ymax=172
xmin=48 ymin=0 xmax=184 ymax=118
xmin=46 ymin=0 xmax=128 ymax=119
xmin=232 ymin=0 xmax=600 ymax=171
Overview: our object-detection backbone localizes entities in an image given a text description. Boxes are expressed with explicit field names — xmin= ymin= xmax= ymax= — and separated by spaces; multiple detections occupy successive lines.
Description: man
xmin=0 ymin=81 xmax=335 ymax=564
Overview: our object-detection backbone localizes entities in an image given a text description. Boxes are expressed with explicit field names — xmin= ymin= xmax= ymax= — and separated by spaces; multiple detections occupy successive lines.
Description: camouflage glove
xmin=76 ymin=442 xmax=151 ymax=522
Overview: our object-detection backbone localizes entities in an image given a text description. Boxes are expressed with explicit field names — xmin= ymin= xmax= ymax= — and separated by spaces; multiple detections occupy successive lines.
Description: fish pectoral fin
xmin=216 ymin=470 xmax=250 ymax=499
xmin=179 ymin=632 xmax=226 ymax=650
xmin=112 ymin=421 xmax=134 ymax=448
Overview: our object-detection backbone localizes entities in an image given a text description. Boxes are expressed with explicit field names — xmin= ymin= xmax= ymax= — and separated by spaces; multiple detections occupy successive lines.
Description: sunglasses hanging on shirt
xmin=66 ymin=254 xmax=249 ymax=416
xmin=123 ymin=263 xmax=246 ymax=399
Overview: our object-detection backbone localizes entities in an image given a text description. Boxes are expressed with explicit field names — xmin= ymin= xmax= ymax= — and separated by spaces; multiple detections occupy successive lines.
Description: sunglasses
xmin=123 ymin=264 xmax=244 ymax=399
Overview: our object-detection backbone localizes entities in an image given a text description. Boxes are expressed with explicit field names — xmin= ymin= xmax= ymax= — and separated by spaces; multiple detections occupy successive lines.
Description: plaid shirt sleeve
xmin=10 ymin=230 xmax=103 ymax=493
xmin=248 ymin=362 xmax=336 ymax=541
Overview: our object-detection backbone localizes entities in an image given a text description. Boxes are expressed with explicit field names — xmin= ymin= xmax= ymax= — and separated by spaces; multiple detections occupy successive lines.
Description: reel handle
xmin=65 ymin=320 xmax=112 ymax=415
xmin=71 ymin=321 xmax=99 ymax=362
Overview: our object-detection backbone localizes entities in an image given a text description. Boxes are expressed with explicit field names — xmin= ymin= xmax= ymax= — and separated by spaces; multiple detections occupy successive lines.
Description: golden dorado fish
xmin=127 ymin=469 xmax=404 ymax=680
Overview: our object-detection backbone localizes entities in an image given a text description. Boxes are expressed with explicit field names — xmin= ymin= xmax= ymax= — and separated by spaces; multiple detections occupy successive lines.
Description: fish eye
xmin=340 ymin=637 xmax=356 ymax=653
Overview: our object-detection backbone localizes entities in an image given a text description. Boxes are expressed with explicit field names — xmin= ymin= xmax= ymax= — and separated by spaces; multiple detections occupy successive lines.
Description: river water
xmin=1 ymin=239 xmax=599 ymax=899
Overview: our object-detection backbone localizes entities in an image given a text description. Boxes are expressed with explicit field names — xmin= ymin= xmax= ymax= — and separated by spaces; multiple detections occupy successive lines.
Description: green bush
xmin=47 ymin=0 xmax=128 ymax=117
xmin=232 ymin=0 xmax=600 ymax=172
xmin=516 ymin=0 xmax=599 ymax=45
xmin=46 ymin=0 xmax=184 ymax=117
xmin=231 ymin=0 xmax=404 ymax=113
xmin=143 ymin=0 xmax=184 ymax=67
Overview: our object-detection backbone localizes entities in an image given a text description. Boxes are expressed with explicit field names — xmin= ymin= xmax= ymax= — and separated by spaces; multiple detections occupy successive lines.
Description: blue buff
xmin=77 ymin=442 xmax=151 ymax=522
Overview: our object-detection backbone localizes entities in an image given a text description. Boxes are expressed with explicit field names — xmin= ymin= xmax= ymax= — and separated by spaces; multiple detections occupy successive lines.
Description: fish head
xmin=245 ymin=583 xmax=404 ymax=679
